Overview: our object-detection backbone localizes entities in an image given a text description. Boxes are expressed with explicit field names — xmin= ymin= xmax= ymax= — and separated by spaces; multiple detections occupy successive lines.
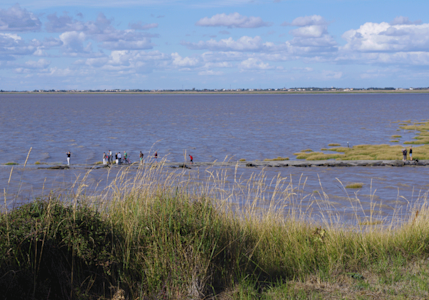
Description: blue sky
xmin=0 ymin=0 xmax=428 ymax=90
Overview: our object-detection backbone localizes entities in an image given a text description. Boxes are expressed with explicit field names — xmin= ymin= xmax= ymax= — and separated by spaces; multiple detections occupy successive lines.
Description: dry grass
xmin=2 ymin=157 xmax=429 ymax=299
xmin=263 ymin=156 xmax=289 ymax=161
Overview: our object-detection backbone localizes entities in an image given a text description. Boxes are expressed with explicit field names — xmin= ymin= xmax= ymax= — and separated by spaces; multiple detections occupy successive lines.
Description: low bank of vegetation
xmin=1 ymin=165 xmax=429 ymax=299
xmin=295 ymin=144 xmax=429 ymax=160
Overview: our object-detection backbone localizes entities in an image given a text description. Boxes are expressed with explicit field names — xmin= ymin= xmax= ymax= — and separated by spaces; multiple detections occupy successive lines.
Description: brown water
xmin=1 ymin=93 xmax=428 ymax=222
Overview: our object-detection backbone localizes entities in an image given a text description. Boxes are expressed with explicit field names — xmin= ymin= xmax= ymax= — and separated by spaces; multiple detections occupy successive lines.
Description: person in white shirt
xmin=118 ymin=152 xmax=122 ymax=164
xmin=66 ymin=151 xmax=71 ymax=165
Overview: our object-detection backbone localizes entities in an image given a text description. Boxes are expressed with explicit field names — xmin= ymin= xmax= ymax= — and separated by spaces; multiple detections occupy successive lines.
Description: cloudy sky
xmin=0 ymin=0 xmax=428 ymax=90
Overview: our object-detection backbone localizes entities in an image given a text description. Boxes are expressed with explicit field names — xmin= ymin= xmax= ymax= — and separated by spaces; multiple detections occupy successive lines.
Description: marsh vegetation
xmin=1 ymin=162 xmax=429 ymax=299
xmin=294 ymin=120 xmax=429 ymax=160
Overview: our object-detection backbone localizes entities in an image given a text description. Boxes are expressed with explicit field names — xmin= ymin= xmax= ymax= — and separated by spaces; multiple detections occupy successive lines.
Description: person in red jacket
xmin=189 ymin=154 xmax=193 ymax=164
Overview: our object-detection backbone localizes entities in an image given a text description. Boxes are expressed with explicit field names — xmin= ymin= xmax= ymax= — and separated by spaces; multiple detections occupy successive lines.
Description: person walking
xmin=115 ymin=152 xmax=118 ymax=165
xmin=124 ymin=151 xmax=128 ymax=163
xmin=409 ymin=146 xmax=413 ymax=160
xmin=402 ymin=148 xmax=407 ymax=161
xmin=103 ymin=152 xmax=107 ymax=165
xmin=154 ymin=151 xmax=158 ymax=160
xmin=118 ymin=152 xmax=122 ymax=164
xmin=108 ymin=150 xmax=112 ymax=164
xmin=139 ymin=151 xmax=144 ymax=165
xmin=66 ymin=151 xmax=71 ymax=166
xmin=189 ymin=154 xmax=193 ymax=164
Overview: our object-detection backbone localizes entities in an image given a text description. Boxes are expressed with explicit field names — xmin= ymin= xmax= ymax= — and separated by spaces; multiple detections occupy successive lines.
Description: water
xmin=1 ymin=93 xmax=428 ymax=222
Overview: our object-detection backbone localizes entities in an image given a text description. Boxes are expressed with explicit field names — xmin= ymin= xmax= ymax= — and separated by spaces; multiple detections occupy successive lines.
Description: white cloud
xmin=0 ymin=33 xmax=37 ymax=58
xmin=196 ymin=13 xmax=271 ymax=28
xmin=59 ymin=31 xmax=89 ymax=53
xmin=172 ymin=52 xmax=200 ymax=67
xmin=183 ymin=36 xmax=265 ymax=51
xmin=129 ymin=22 xmax=158 ymax=30
xmin=0 ymin=4 xmax=41 ymax=32
xmin=290 ymin=25 xmax=326 ymax=38
xmin=322 ymin=70 xmax=342 ymax=79
xmin=46 ymin=13 xmax=157 ymax=51
xmin=24 ymin=59 xmax=50 ymax=69
xmin=198 ymin=70 xmax=223 ymax=75
xmin=283 ymin=15 xmax=328 ymax=27
xmin=337 ymin=51 xmax=429 ymax=66
xmin=239 ymin=58 xmax=272 ymax=70
xmin=390 ymin=16 xmax=421 ymax=26
xmin=342 ymin=22 xmax=429 ymax=52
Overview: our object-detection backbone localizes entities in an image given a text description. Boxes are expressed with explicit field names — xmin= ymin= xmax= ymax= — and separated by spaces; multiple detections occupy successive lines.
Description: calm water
xmin=1 ymin=93 xmax=429 ymax=221
xmin=1 ymin=93 xmax=427 ymax=164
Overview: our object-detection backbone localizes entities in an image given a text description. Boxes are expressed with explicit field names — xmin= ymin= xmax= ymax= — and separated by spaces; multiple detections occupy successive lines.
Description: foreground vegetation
xmin=1 ymin=164 xmax=429 ymax=299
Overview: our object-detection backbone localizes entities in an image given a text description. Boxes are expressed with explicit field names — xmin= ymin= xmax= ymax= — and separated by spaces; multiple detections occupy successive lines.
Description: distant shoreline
xmin=1 ymin=90 xmax=429 ymax=95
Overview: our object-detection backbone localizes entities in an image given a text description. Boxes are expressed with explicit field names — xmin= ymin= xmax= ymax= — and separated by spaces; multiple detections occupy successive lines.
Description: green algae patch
xmin=263 ymin=157 xmax=289 ymax=161
xmin=301 ymin=149 xmax=313 ymax=152
xmin=328 ymin=143 xmax=341 ymax=147
xmin=239 ymin=158 xmax=246 ymax=162
xmin=391 ymin=135 xmax=402 ymax=138
xmin=4 ymin=162 xmax=18 ymax=165
xmin=346 ymin=183 xmax=364 ymax=189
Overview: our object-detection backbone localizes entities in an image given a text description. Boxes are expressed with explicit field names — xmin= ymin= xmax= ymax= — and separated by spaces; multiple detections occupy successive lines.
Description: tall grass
xmin=1 ymin=161 xmax=429 ymax=299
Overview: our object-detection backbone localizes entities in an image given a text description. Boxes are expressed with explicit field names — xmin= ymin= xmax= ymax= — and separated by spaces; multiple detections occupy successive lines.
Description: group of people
xmin=65 ymin=150 xmax=193 ymax=166
xmin=402 ymin=146 xmax=413 ymax=161
xmin=102 ymin=150 xmax=129 ymax=165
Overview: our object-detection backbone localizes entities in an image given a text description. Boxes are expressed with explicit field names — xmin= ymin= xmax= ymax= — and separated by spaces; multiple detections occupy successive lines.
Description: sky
xmin=0 ymin=0 xmax=428 ymax=90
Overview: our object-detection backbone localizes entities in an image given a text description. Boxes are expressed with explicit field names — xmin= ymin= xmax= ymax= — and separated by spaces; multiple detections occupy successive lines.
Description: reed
xmin=1 ymin=162 xmax=429 ymax=299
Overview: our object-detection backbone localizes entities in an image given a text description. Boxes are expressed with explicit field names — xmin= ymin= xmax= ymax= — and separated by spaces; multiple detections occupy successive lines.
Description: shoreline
xmin=2 ymin=159 xmax=426 ymax=170
xmin=1 ymin=90 xmax=429 ymax=95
